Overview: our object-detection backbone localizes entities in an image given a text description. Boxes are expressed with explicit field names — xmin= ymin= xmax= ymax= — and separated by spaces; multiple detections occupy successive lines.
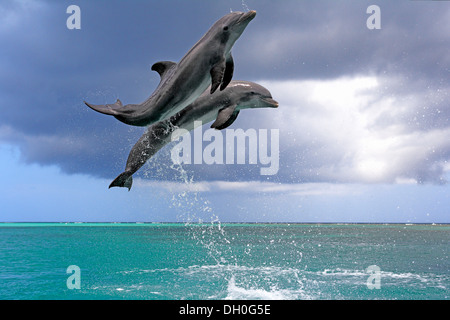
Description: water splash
xmin=139 ymin=143 xmax=309 ymax=296
xmin=141 ymin=148 xmax=233 ymax=264
xmin=241 ymin=0 xmax=250 ymax=12
xmin=170 ymin=163 xmax=232 ymax=264
xmin=225 ymin=274 xmax=313 ymax=300
xmin=230 ymin=1 xmax=250 ymax=14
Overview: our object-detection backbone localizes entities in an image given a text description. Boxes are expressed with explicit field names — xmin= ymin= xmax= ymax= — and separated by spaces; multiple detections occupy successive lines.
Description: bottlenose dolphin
xmin=109 ymin=81 xmax=278 ymax=190
xmin=84 ymin=11 xmax=256 ymax=127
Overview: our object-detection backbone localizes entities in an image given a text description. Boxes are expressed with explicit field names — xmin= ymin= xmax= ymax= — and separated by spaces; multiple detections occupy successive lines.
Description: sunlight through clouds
xmin=258 ymin=75 xmax=450 ymax=184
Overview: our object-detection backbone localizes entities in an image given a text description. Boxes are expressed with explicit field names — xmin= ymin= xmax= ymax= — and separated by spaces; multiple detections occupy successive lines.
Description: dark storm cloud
xmin=236 ymin=0 xmax=449 ymax=84
xmin=0 ymin=0 xmax=203 ymax=178
xmin=0 ymin=0 xmax=449 ymax=184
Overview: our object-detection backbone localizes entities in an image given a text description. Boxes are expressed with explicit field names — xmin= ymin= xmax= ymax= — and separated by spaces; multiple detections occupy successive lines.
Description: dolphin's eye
xmin=223 ymin=26 xmax=229 ymax=31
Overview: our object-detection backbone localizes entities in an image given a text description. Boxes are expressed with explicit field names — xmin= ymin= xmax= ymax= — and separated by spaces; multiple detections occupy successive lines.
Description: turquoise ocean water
xmin=0 ymin=223 xmax=448 ymax=300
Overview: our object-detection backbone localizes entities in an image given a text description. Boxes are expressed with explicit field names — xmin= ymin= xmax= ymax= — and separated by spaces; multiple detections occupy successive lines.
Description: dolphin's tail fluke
xmin=109 ymin=171 xmax=133 ymax=191
xmin=84 ymin=99 xmax=123 ymax=116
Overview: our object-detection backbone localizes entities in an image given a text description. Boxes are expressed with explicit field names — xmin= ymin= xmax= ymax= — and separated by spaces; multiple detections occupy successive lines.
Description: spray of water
xmin=170 ymin=162 xmax=233 ymax=265
xmin=138 ymin=141 xmax=308 ymax=299
xmin=241 ymin=0 xmax=250 ymax=12
xmin=139 ymin=146 xmax=233 ymax=265
xmin=230 ymin=0 xmax=250 ymax=14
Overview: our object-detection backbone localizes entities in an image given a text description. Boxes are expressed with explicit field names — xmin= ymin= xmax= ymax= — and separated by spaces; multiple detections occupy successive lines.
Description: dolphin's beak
xmin=238 ymin=10 xmax=256 ymax=24
xmin=262 ymin=97 xmax=279 ymax=108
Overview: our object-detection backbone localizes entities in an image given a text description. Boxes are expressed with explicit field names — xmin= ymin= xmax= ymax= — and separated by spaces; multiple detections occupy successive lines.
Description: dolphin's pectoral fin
xmin=210 ymin=60 xmax=226 ymax=94
xmin=210 ymin=105 xmax=239 ymax=130
xmin=216 ymin=110 xmax=239 ymax=130
xmin=151 ymin=61 xmax=177 ymax=79
xmin=109 ymin=171 xmax=133 ymax=191
xmin=211 ymin=54 xmax=233 ymax=93
xmin=84 ymin=99 xmax=123 ymax=116
xmin=220 ymin=53 xmax=234 ymax=91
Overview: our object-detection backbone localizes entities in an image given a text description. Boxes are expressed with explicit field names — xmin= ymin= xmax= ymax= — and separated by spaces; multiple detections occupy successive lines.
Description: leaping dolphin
xmin=84 ymin=11 xmax=256 ymax=127
xmin=109 ymin=80 xmax=278 ymax=190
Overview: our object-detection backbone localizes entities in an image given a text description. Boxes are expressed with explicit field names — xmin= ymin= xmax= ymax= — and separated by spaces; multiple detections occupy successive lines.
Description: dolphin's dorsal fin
xmin=114 ymin=99 xmax=123 ymax=107
xmin=151 ymin=61 xmax=177 ymax=79
xmin=210 ymin=105 xmax=240 ymax=130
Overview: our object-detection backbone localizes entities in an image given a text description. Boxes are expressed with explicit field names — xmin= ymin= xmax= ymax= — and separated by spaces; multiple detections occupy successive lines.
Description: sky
xmin=0 ymin=0 xmax=449 ymax=223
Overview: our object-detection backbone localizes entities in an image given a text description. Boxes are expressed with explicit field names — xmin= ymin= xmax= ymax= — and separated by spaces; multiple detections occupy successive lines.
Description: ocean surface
xmin=0 ymin=223 xmax=448 ymax=300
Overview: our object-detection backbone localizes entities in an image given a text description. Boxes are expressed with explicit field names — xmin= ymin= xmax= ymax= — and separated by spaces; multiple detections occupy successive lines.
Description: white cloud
xmin=255 ymin=75 xmax=450 ymax=184
xmin=134 ymin=179 xmax=360 ymax=196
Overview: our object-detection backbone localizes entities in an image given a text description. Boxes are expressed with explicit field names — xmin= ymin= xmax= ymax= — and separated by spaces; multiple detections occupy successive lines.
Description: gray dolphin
xmin=84 ymin=11 xmax=256 ymax=127
xmin=109 ymin=80 xmax=278 ymax=190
